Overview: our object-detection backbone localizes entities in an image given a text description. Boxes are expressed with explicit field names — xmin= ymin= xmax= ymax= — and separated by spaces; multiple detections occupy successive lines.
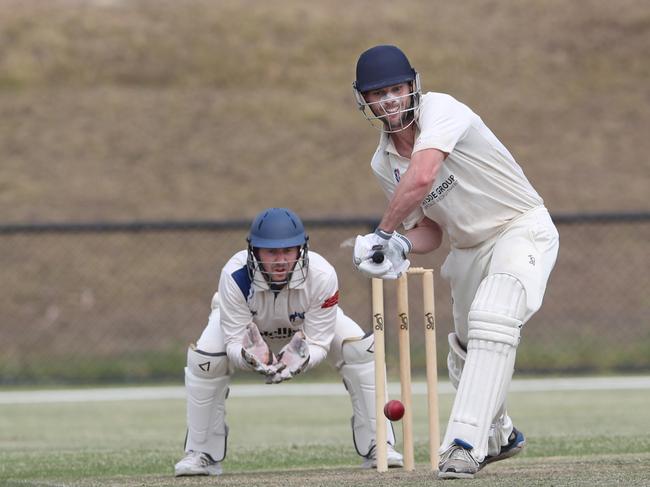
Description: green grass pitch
xmin=1 ymin=383 xmax=649 ymax=486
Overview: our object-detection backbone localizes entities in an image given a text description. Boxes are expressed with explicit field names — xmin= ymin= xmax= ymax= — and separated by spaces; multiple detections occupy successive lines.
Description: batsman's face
xmin=363 ymin=82 xmax=413 ymax=128
xmin=257 ymin=247 xmax=300 ymax=282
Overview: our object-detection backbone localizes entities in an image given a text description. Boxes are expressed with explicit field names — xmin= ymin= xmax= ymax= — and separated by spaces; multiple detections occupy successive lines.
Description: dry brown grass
xmin=1 ymin=0 xmax=649 ymax=382
xmin=0 ymin=0 xmax=649 ymax=224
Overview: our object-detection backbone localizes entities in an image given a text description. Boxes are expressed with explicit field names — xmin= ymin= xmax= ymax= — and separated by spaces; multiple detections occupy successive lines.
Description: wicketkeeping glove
xmin=241 ymin=323 xmax=277 ymax=377
xmin=266 ymin=331 xmax=310 ymax=384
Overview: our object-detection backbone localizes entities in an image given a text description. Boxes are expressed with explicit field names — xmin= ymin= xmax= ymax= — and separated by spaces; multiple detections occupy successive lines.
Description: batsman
xmin=174 ymin=207 xmax=403 ymax=476
xmin=351 ymin=45 xmax=560 ymax=478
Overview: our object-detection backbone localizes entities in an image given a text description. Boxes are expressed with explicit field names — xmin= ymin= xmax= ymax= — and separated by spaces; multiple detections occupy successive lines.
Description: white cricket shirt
xmin=371 ymin=92 xmax=544 ymax=248
xmin=217 ymin=250 xmax=339 ymax=371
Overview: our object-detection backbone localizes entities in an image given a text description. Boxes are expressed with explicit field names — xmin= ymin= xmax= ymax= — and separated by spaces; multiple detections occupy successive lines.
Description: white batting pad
xmin=446 ymin=332 xmax=513 ymax=457
xmin=340 ymin=337 xmax=395 ymax=456
xmin=442 ymin=273 xmax=525 ymax=462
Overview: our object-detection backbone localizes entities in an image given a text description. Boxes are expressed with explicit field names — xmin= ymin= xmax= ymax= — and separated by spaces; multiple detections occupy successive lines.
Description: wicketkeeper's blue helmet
xmin=246 ymin=208 xmax=309 ymax=289
xmin=247 ymin=208 xmax=308 ymax=248
xmin=353 ymin=45 xmax=417 ymax=93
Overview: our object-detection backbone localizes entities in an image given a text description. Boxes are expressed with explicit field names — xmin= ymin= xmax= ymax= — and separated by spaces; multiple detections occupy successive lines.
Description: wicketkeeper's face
xmin=257 ymin=247 xmax=300 ymax=283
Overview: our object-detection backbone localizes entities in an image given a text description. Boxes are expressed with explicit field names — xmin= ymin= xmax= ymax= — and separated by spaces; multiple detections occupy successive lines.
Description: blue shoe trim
xmin=482 ymin=427 xmax=526 ymax=466
xmin=453 ymin=438 xmax=474 ymax=450
xmin=502 ymin=428 xmax=525 ymax=453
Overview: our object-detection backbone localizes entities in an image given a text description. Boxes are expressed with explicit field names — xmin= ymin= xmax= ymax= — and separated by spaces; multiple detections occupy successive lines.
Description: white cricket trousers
xmin=441 ymin=205 xmax=559 ymax=345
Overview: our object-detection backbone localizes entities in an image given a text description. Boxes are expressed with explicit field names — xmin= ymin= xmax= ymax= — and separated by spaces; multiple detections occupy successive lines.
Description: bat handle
xmin=372 ymin=251 xmax=385 ymax=264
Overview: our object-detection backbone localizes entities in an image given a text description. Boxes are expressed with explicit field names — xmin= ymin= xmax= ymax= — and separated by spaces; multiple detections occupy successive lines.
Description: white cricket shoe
xmin=174 ymin=450 xmax=222 ymax=476
xmin=361 ymin=443 xmax=404 ymax=469
xmin=438 ymin=441 xmax=480 ymax=479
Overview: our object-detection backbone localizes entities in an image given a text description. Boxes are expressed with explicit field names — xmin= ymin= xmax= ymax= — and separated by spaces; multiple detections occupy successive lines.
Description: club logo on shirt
xmin=289 ymin=311 xmax=305 ymax=322
xmin=394 ymin=168 xmax=401 ymax=182
xmin=422 ymin=174 xmax=458 ymax=208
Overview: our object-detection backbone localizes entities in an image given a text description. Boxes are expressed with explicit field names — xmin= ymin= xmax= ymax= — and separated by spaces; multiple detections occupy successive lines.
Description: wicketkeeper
xmin=174 ymin=207 xmax=403 ymax=476
xmin=351 ymin=45 xmax=560 ymax=478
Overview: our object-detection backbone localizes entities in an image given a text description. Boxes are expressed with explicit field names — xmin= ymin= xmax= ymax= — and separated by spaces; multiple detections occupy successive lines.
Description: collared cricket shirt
xmin=217 ymin=250 xmax=339 ymax=370
xmin=371 ymin=92 xmax=544 ymax=248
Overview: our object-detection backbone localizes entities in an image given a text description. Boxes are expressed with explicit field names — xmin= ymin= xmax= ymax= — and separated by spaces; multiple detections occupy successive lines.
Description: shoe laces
xmin=441 ymin=445 xmax=479 ymax=468
xmin=188 ymin=450 xmax=215 ymax=466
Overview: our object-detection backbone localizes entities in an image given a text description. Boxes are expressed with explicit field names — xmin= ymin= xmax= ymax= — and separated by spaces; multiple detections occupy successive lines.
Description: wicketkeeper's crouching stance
xmin=174 ymin=207 xmax=403 ymax=476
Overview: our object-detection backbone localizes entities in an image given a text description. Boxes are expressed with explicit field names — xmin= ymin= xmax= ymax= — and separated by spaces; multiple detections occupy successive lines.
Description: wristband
xmin=374 ymin=228 xmax=393 ymax=240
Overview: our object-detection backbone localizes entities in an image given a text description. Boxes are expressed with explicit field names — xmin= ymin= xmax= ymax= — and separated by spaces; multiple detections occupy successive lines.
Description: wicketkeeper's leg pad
xmin=184 ymin=346 xmax=230 ymax=462
xmin=339 ymin=333 xmax=396 ymax=457
xmin=442 ymin=273 xmax=525 ymax=462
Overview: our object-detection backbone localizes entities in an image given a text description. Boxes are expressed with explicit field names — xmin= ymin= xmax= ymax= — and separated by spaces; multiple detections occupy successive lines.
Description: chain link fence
xmin=1 ymin=213 xmax=648 ymax=385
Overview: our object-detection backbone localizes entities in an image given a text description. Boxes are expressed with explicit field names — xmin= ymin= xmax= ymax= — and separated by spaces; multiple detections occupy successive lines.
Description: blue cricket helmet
xmin=354 ymin=44 xmax=417 ymax=93
xmin=247 ymin=208 xmax=308 ymax=249
xmin=247 ymin=208 xmax=310 ymax=289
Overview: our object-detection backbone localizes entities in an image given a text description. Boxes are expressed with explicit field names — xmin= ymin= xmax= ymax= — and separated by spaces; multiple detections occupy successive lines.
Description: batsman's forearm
xmin=378 ymin=176 xmax=431 ymax=233
xmin=378 ymin=149 xmax=444 ymax=233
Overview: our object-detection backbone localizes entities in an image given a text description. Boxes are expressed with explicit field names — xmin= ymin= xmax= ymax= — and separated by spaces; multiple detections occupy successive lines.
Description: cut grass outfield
xmin=1 ymin=379 xmax=649 ymax=486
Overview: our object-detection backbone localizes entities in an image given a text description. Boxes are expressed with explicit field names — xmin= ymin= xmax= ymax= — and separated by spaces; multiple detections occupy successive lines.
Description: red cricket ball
xmin=383 ymin=399 xmax=405 ymax=421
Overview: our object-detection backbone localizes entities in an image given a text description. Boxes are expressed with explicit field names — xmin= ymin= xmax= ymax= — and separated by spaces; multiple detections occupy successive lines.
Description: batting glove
xmin=355 ymin=230 xmax=412 ymax=279
xmin=384 ymin=231 xmax=412 ymax=275
xmin=353 ymin=229 xmax=393 ymax=268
